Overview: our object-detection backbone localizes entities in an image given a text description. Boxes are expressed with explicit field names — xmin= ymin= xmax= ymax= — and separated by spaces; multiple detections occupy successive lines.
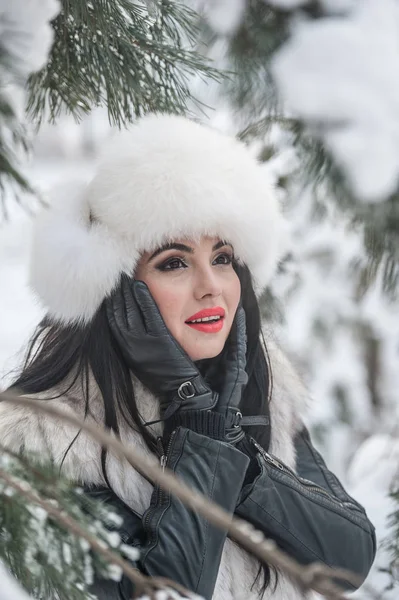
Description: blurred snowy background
xmin=1 ymin=0 xmax=399 ymax=598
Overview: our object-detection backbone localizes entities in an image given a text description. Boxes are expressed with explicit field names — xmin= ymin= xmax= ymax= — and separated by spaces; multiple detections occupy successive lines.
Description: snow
xmin=2 ymin=120 xmax=398 ymax=600
xmin=321 ymin=0 xmax=359 ymax=13
xmin=271 ymin=0 xmax=399 ymax=201
xmin=348 ymin=434 xmax=399 ymax=599
xmin=193 ymin=0 xmax=246 ymax=35
xmin=120 ymin=544 xmax=140 ymax=562
xmin=0 ymin=562 xmax=31 ymax=600
xmin=267 ymin=0 xmax=357 ymax=10
xmin=0 ymin=0 xmax=60 ymax=78
xmin=1 ymin=1 xmax=399 ymax=590
xmin=106 ymin=563 xmax=123 ymax=582
xmin=266 ymin=0 xmax=308 ymax=9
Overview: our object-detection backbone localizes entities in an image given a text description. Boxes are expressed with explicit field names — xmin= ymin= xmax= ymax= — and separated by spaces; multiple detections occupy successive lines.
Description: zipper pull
xmin=157 ymin=436 xmax=166 ymax=471
xmin=156 ymin=436 xmax=167 ymax=471
xmin=264 ymin=453 xmax=285 ymax=470
xmin=250 ymin=437 xmax=285 ymax=471
xmin=156 ymin=436 xmax=165 ymax=457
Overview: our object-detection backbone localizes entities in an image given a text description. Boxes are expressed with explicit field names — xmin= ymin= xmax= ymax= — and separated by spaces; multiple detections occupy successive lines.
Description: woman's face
xmin=135 ymin=236 xmax=241 ymax=361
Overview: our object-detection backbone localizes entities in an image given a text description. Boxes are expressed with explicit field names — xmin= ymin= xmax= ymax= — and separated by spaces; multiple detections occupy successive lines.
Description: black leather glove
xmin=106 ymin=276 xmax=219 ymax=424
xmin=213 ymin=304 xmax=248 ymax=445
xmin=106 ymin=276 xmax=261 ymax=444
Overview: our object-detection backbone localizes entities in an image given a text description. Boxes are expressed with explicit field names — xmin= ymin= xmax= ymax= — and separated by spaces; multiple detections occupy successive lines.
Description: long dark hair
xmin=11 ymin=262 xmax=275 ymax=594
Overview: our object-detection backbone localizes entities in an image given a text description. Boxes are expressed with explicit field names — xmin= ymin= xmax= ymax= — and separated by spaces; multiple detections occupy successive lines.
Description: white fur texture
xmin=0 ymin=341 xmax=310 ymax=600
xmin=30 ymin=114 xmax=283 ymax=324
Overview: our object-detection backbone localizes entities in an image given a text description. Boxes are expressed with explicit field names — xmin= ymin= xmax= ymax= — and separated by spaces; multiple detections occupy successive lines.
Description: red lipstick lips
xmin=185 ymin=307 xmax=225 ymax=334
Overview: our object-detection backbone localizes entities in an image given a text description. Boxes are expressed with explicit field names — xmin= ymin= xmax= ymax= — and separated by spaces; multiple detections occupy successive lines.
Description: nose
xmin=193 ymin=265 xmax=222 ymax=301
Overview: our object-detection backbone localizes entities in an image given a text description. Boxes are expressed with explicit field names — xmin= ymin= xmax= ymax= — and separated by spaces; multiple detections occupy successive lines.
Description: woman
xmin=2 ymin=114 xmax=375 ymax=599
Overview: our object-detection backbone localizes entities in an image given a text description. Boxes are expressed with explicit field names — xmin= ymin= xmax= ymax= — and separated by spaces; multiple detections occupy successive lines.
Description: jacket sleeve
xmin=235 ymin=427 xmax=376 ymax=591
xmin=86 ymin=426 xmax=250 ymax=600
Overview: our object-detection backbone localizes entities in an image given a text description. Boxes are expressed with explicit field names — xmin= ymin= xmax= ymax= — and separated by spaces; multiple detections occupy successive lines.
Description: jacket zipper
xmin=158 ymin=430 xmax=177 ymax=472
xmin=143 ymin=431 xmax=178 ymax=532
xmin=250 ymin=437 xmax=346 ymax=507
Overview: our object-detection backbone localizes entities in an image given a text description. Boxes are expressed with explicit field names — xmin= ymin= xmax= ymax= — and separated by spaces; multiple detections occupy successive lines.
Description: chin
xmin=186 ymin=341 xmax=225 ymax=362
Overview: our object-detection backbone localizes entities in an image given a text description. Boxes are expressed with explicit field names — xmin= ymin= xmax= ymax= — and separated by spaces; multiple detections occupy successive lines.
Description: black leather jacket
xmin=87 ymin=426 xmax=376 ymax=599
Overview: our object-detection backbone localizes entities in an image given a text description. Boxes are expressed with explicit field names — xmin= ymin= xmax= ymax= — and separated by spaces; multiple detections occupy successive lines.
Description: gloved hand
xmin=106 ymin=276 xmax=252 ymax=444
xmin=106 ymin=276 xmax=218 ymax=422
xmin=213 ymin=304 xmax=248 ymax=445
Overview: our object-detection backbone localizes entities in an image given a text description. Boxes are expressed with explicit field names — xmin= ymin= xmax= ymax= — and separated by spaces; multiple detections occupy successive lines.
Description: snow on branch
xmin=0 ymin=389 xmax=368 ymax=600
xmin=271 ymin=0 xmax=399 ymax=202
xmin=0 ymin=461 xmax=193 ymax=600
xmin=0 ymin=0 xmax=60 ymax=208
xmin=0 ymin=0 xmax=60 ymax=79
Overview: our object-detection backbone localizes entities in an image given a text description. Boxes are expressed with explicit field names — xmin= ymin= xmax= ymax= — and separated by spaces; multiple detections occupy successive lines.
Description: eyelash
xmin=157 ymin=253 xmax=234 ymax=272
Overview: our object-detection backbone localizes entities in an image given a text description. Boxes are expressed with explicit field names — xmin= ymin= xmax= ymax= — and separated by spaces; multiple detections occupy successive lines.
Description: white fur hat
xmin=30 ymin=113 xmax=283 ymax=324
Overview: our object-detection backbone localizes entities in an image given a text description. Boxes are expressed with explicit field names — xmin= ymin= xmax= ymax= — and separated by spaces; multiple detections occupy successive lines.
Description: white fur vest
xmin=0 ymin=338 xmax=312 ymax=600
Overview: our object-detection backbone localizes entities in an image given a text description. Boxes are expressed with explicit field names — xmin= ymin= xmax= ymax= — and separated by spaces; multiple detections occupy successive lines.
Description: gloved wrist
xmin=163 ymin=410 xmax=226 ymax=440
xmin=160 ymin=382 xmax=218 ymax=421
xmin=223 ymin=407 xmax=245 ymax=445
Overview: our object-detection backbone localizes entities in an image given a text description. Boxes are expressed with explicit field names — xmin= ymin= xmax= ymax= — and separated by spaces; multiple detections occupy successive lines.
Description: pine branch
xmin=0 ymin=463 xmax=193 ymax=600
xmin=0 ymin=82 xmax=34 ymax=210
xmin=0 ymin=1 xmax=59 ymax=205
xmin=0 ymin=466 xmax=140 ymax=593
xmin=238 ymin=112 xmax=399 ymax=298
xmin=27 ymin=0 xmax=221 ymax=127
xmin=194 ymin=0 xmax=289 ymax=122
xmin=0 ymin=452 xmax=123 ymax=598
xmin=196 ymin=0 xmax=399 ymax=296
xmin=0 ymin=389 xmax=367 ymax=599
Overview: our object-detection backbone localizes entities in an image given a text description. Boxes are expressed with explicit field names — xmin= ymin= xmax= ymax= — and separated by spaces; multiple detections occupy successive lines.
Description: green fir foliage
xmin=27 ymin=0 xmax=221 ymax=127
xmin=0 ymin=54 xmax=34 ymax=206
xmin=197 ymin=0 xmax=399 ymax=296
xmin=1 ymin=0 xmax=221 ymax=197
xmin=0 ymin=449 xmax=132 ymax=599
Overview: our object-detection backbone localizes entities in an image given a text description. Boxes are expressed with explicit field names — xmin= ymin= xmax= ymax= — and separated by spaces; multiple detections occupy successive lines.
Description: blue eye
xmin=157 ymin=257 xmax=187 ymax=271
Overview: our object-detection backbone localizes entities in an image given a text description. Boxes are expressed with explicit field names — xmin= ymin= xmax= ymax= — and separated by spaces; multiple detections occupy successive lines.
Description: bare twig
xmin=0 ymin=390 xmax=365 ymax=599
xmin=0 ymin=465 xmax=194 ymax=600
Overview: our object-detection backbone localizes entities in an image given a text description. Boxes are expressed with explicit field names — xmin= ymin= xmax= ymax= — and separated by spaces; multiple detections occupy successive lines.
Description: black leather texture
xmin=86 ymin=427 xmax=376 ymax=599
xmin=236 ymin=428 xmax=377 ymax=591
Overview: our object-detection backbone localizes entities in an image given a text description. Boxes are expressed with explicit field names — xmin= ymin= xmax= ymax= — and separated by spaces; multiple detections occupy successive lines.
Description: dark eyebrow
xmin=213 ymin=240 xmax=231 ymax=252
xmin=148 ymin=240 xmax=232 ymax=262
xmin=148 ymin=243 xmax=194 ymax=261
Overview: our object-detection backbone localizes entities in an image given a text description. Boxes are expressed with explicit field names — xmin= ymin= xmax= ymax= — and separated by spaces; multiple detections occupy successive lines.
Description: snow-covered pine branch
xmin=0 ymin=390 xmax=363 ymax=599
xmin=0 ymin=0 xmax=60 ymax=201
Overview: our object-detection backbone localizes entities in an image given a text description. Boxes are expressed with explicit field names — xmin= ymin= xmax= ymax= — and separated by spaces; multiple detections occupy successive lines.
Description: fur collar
xmin=0 ymin=337 xmax=310 ymax=599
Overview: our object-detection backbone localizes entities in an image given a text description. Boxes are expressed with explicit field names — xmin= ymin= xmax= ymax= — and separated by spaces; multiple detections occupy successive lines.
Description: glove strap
xmin=142 ymin=382 xmax=197 ymax=426
xmin=241 ymin=415 xmax=270 ymax=427
xmin=142 ymin=379 xmax=217 ymax=427
xmin=225 ymin=408 xmax=269 ymax=429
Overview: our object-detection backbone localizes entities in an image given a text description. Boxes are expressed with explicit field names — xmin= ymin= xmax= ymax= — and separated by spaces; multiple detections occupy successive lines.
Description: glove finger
xmin=105 ymin=282 xmax=129 ymax=334
xmin=120 ymin=276 xmax=146 ymax=333
xmin=133 ymin=280 xmax=197 ymax=370
xmin=217 ymin=305 xmax=247 ymax=412
xmin=235 ymin=304 xmax=247 ymax=372
xmin=133 ymin=280 xmax=169 ymax=337
xmin=226 ymin=304 xmax=247 ymax=367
